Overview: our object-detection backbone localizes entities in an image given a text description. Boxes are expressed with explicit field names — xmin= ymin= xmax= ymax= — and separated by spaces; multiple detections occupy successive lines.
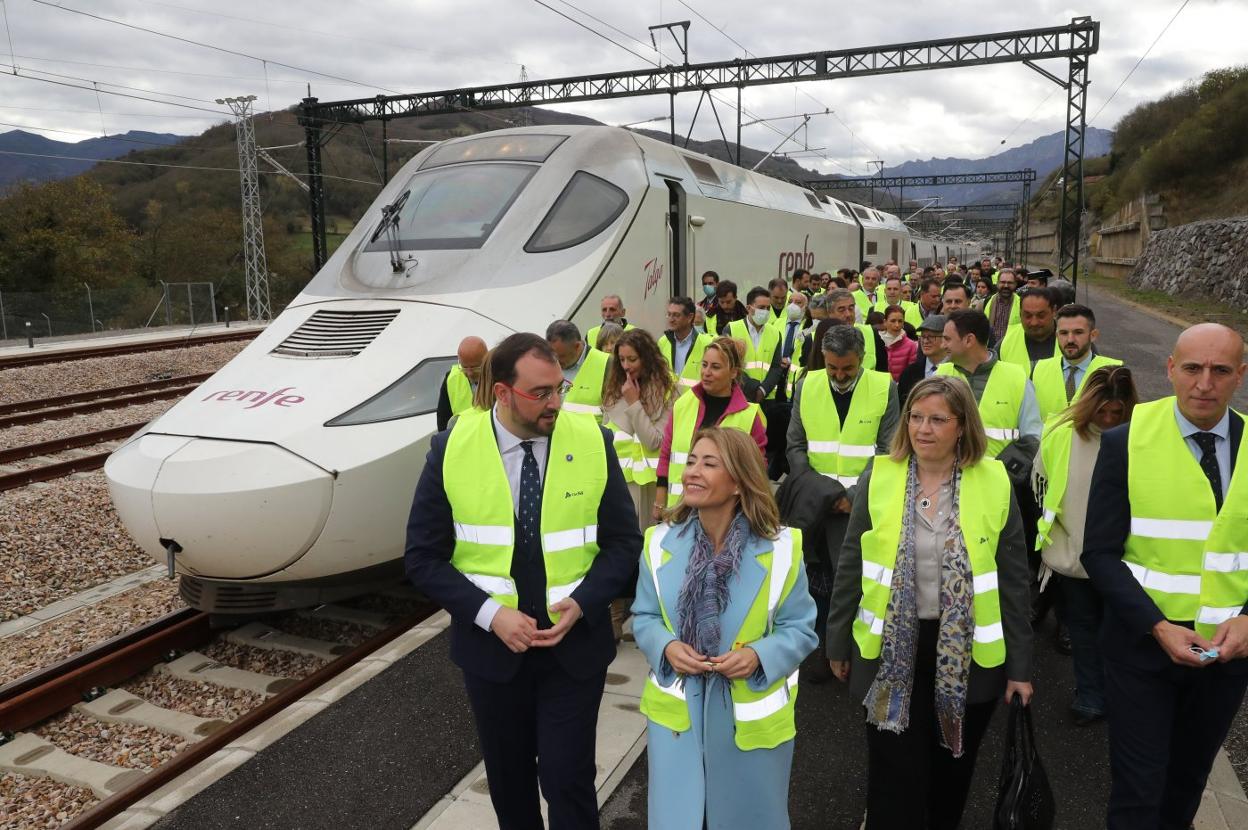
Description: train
xmin=104 ymin=124 xmax=973 ymax=613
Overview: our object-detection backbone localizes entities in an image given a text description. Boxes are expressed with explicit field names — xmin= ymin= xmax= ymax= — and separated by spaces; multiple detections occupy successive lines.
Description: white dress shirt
xmin=473 ymin=406 xmax=550 ymax=630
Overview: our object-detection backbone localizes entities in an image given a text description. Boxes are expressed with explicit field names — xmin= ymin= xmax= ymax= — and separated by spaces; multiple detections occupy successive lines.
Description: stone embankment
xmin=1129 ymin=217 xmax=1248 ymax=308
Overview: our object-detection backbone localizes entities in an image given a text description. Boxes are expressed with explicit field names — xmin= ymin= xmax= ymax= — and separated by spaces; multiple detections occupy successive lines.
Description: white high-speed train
xmin=105 ymin=125 xmax=971 ymax=613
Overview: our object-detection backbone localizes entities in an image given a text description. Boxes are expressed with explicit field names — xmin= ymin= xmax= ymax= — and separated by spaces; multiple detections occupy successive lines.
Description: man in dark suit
xmin=405 ymin=332 xmax=642 ymax=830
xmin=896 ymin=313 xmax=947 ymax=406
xmin=1083 ymin=323 xmax=1248 ymax=830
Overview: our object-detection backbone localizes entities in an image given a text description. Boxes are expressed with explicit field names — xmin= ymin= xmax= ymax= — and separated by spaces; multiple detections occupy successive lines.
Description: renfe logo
xmin=201 ymin=387 xmax=306 ymax=409
xmin=778 ymin=234 xmax=816 ymax=277
xmin=643 ymin=256 xmax=664 ymax=299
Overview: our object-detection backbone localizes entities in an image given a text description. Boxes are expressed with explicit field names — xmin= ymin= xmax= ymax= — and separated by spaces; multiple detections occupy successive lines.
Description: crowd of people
xmin=410 ymin=255 xmax=1248 ymax=830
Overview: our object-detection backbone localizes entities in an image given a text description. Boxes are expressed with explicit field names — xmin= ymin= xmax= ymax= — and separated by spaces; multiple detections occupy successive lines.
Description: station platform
xmin=0 ymin=321 xmax=265 ymax=359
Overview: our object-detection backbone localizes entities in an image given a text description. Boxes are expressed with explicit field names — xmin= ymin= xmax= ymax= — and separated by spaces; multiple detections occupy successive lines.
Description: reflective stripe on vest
xmin=853 ymin=455 xmax=1010 ymax=667
xmin=1124 ymin=398 xmax=1248 ymax=637
xmin=799 ymin=369 xmax=890 ymax=485
xmin=1031 ymin=354 xmax=1123 ymax=423
xmin=666 ymin=392 xmax=760 ymax=506
xmin=936 ymin=361 xmax=1027 ymax=458
xmin=728 ymin=320 xmax=782 ymax=399
xmin=446 ymin=365 xmax=475 ymax=417
xmin=563 ymin=347 xmax=610 ymax=420
xmin=639 ymin=523 xmax=804 ymax=749
xmin=1035 ymin=420 xmax=1074 ymax=550
xmin=444 ymin=409 xmax=606 ymax=621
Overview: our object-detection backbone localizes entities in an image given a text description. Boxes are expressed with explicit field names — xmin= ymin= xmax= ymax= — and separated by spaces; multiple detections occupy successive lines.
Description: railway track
xmin=0 ymin=592 xmax=434 ymax=829
xmin=0 ymin=374 xmax=209 ymax=428
xmin=0 ymin=329 xmax=259 ymax=371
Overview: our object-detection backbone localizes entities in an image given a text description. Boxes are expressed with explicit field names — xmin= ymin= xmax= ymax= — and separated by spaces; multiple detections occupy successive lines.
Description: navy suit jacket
xmin=404 ymin=421 xmax=642 ymax=683
xmin=1082 ymin=410 xmax=1248 ymax=674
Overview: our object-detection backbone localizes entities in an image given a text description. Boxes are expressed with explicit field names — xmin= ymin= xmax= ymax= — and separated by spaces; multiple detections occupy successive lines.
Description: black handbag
xmin=993 ymin=696 xmax=1056 ymax=830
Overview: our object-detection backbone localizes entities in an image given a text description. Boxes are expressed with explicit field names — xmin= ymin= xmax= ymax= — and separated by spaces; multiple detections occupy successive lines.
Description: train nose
xmin=105 ymin=434 xmax=333 ymax=579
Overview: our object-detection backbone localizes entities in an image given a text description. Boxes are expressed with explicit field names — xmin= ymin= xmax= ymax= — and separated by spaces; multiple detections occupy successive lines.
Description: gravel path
xmin=0 ymin=772 xmax=96 ymax=830
xmin=0 ymin=580 xmax=182 ymax=685
xmin=0 ymin=340 xmax=247 ymax=406
xmin=35 ymin=711 xmax=185 ymax=772
xmin=0 ymin=400 xmax=173 ymax=452
xmin=0 ymin=472 xmax=150 ymax=621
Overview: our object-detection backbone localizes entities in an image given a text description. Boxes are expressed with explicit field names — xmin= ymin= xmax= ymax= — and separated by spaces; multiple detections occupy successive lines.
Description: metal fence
xmin=0 ymin=282 xmax=225 ymax=343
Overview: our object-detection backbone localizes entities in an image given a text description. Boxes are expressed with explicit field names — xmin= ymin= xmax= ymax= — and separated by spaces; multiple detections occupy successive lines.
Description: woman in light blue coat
xmin=632 ymin=427 xmax=818 ymax=830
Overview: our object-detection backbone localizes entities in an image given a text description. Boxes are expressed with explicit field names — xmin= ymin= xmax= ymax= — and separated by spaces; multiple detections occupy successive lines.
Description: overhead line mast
xmin=218 ymin=95 xmax=272 ymax=323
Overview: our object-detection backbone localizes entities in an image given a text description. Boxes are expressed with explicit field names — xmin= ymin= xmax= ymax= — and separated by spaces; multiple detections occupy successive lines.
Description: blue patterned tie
xmin=1193 ymin=432 xmax=1224 ymax=512
xmin=518 ymin=441 xmax=543 ymax=552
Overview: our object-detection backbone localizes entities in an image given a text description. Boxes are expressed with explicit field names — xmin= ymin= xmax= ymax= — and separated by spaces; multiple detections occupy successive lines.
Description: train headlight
xmin=326 ymin=356 xmax=458 ymax=426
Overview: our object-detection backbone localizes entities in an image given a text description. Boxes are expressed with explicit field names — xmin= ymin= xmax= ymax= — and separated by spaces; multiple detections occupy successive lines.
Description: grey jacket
xmin=826 ymin=465 xmax=1034 ymax=704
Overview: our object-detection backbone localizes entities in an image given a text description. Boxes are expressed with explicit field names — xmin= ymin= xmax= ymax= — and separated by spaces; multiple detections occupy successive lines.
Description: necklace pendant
xmin=919 ymin=496 xmax=931 ymax=510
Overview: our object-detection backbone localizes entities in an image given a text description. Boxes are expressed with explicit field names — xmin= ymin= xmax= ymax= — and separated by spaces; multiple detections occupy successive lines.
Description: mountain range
xmin=869 ymin=126 xmax=1115 ymax=205
xmin=0 ymin=130 xmax=186 ymax=189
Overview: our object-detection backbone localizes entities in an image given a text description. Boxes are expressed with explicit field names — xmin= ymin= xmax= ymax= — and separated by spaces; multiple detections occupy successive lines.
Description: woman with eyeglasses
xmin=654 ymin=337 xmax=767 ymax=522
xmin=633 ymin=427 xmax=817 ymax=830
xmin=827 ymin=375 xmax=1034 ymax=830
xmin=1033 ymin=364 xmax=1138 ymax=726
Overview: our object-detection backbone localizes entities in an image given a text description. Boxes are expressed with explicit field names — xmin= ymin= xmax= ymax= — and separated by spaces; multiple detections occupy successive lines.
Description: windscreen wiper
xmin=368 ymin=190 xmax=411 ymax=272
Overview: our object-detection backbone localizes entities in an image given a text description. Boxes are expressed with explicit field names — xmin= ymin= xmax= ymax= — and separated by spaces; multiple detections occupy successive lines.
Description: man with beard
xmin=985 ymin=268 xmax=1022 ymax=343
xmin=1031 ymin=304 xmax=1123 ymax=422
xmin=405 ymin=332 xmax=640 ymax=830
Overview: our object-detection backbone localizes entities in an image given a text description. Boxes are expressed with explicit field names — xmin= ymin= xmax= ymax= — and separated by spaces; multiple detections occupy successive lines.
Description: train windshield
xmin=363 ymin=162 xmax=536 ymax=252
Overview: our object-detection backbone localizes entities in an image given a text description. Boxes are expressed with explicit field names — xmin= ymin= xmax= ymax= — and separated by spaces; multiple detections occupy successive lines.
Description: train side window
xmin=525 ymin=171 xmax=629 ymax=254
xmin=866 ymin=241 xmax=879 ymax=255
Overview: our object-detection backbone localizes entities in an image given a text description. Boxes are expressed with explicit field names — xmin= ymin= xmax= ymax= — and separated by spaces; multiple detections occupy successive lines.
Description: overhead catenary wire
xmin=1088 ymin=0 xmax=1191 ymax=126
xmin=675 ymin=0 xmax=879 ymax=173
xmin=29 ymin=0 xmax=400 ymax=95
xmin=529 ymin=0 xmax=861 ymax=175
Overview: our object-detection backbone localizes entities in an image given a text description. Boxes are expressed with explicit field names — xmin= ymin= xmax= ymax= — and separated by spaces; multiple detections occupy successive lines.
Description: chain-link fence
xmin=0 ymin=282 xmax=228 ymax=344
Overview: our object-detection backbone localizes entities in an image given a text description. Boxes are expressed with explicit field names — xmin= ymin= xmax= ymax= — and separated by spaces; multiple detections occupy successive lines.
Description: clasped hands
xmin=490 ymin=599 xmax=582 ymax=653
xmin=664 ymin=639 xmax=760 ymax=679
xmin=1154 ymin=615 xmax=1248 ymax=667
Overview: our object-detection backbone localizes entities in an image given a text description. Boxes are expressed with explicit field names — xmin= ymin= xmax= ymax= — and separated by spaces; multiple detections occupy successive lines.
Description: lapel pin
xmin=566 ymin=453 xmax=574 ymax=461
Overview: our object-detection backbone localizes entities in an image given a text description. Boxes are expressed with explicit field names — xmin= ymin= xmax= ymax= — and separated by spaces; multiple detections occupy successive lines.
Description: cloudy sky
xmin=0 ymin=0 xmax=1242 ymax=174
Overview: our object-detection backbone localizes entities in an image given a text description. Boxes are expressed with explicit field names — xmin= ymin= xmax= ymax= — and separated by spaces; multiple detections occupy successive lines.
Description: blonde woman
xmin=634 ymin=427 xmax=817 ymax=829
xmin=654 ymin=336 xmax=767 ymax=519
xmin=827 ymin=375 xmax=1033 ymax=830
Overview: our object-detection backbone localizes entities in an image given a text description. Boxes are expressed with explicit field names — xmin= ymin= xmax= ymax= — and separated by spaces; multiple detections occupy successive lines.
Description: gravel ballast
xmin=0 ymin=580 xmax=182 ymax=685
xmin=0 ymin=400 xmax=173 ymax=452
xmin=0 ymin=772 xmax=97 ymax=830
xmin=0 ymin=472 xmax=151 ymax=621
xmin=35 ymin=711 xmax=186 ymax=772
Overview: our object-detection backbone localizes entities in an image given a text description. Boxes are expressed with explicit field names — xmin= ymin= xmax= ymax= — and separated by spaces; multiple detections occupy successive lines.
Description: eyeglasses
xmin=507 ymin=380 xmax=573 ymax=402
xmin=907 ymin=412 xmax=958 ymax=428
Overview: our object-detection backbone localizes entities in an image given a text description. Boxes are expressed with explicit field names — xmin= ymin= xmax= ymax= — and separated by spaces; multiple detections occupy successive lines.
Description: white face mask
xmin=786 ymin=303 xmax=803 ymax=322
xmin=751 ymin=308 xmax=770 ymax=327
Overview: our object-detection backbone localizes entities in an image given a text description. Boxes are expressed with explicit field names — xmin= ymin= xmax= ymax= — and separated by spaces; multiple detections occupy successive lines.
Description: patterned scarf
xmin=676 ymin=511 xmax=749 ymax=690
xmin=864 ymin=458 xmax=976 ymax=756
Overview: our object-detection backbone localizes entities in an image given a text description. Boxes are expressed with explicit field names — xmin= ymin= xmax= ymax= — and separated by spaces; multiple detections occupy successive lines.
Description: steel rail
xmin=0 ymin=374 xmax=213 ymax=418
xmin=62 ymin=603 xmax=435 ymax=830
xmin=0 ymin=422 xmax=147 ymax=465
xmin=0 ymin=384 xmax=198 ymax=429
xmin=0 ymin=608 xmax=213 ymax=732
xmin=0 ymin=450 xmax=114 ymax=491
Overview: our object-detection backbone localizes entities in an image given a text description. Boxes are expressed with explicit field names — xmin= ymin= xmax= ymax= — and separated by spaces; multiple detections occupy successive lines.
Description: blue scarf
xmin=676 ymin=511 xmax=750 ymax=684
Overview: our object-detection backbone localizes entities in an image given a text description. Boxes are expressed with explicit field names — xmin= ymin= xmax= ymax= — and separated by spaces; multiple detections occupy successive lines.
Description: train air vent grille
xmin=272 ymin=309 xmax=400 ymax=358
